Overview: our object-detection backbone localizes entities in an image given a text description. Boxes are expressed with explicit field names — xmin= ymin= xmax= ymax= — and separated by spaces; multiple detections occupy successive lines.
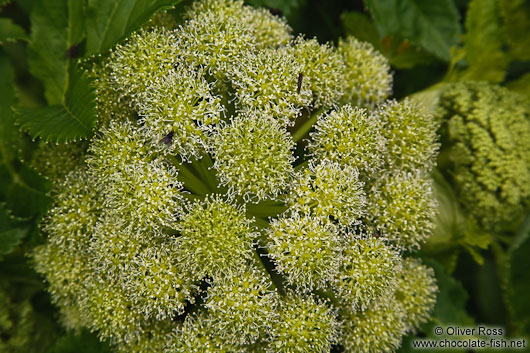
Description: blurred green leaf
xmin=27 ymin=0 xmax=82 ymax=105
xmin=424 ymin=170 xmax=491 ymax=267
xmin=506 ymin=73 xmax=530 ymax=98
xmin=505 ymin=215 xmax=530 ymax=336
xmin=364 ymin=0 xmax=461 ymax=62
xmin=0 ymin=204 xmax=28 ymax=259
xmin=499 ymin=0 xmax=530 ymax=61
xmin=1 ymin=52 xmax=50 ymax=219
xmin=446 ymin=0 xmax=508 ymax=83
xmin=16 ymin=66 xmax=97 ymax=143
xmin=84 ymin=0 xmax=182 ymax=55
xmin=0 ymin=18 xmax=28 ymax=44
xmin=341 ymin=10 xmax=434 ymax=69
xmin=245 ymin=0 xmax=300 ymax=17
xmin=47 ymin=330 xmax=112 ymax=353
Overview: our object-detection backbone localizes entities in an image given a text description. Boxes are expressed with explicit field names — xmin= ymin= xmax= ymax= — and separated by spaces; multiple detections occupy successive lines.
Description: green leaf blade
xmin=16 ymin=68 xmax=97 ymax=143
xmin=0 ymin=18 xmax=28 ymax=44
xmin=85 ymin=0 xmax=181 ymax=55
xmin=364 ymin=0 xmax=461 ymax=61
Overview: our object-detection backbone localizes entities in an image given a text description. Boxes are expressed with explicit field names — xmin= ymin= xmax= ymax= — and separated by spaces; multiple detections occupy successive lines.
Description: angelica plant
xmin=435 ymin=81 xmax=530 ymax=232
xmin=32 ymin=0 xmax=440 ymax=352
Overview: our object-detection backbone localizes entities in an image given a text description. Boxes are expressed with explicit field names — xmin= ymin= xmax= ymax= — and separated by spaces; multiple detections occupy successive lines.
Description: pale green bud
xmin=211 ymin=113 xmax=295 ymax=201
xmin=307 ymin=105 xmax=386 ymax=179
xmin=338 ymin=36 xmax=392 ymax=107
xmin=267 ymin=213 xmax=342 ymax=290
xmin=287 ymin=159 xmax=366 ymax=227
xmin=366 ymin=171 xmax=437 ymax=250
xmin=334 ymin=237 xmax=400 ymax=311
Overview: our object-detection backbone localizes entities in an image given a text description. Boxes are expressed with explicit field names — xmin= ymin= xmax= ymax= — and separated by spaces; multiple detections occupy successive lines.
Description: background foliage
xmin=0 ymin=0 xmax=529 ymax=351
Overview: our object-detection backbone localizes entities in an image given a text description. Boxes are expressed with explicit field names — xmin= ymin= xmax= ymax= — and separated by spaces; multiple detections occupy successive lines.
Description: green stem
xmin=167 ymin=155 xmax=209 ymax=196
xmin=292 ymin=107 xmax=326 ymax=143
xmin=246 ymin=200 xmax=287 ymax=219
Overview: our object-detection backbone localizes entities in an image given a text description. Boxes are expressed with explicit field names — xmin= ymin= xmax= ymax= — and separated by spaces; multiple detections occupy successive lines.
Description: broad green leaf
xmin=0 ymin=18 xmax=28 ymax=44
xmin=341 ymin=11 xmax=434 ymax=69
xmin=47 ymin=329 xmax=112 ymax=353
xmin=27 ymin=0 xmax=85 ymax=105
xmin=84 ymin=0 xmax=181 ymax=55
xmin=16 ymin=66 xmax=97 ymax=143
xmin=446 ymin=0 xmax=508 ymax=83
xmin=505 ymin=215 xmax=530 ymax=336
xmin=499 ymin=0 xmax=530 ymax=61
xmin=364 ymin=0 xmax=461 ymax=61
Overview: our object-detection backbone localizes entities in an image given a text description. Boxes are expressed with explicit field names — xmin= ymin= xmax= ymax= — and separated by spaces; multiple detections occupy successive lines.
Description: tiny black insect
xmin=67 ymin=43 xmax=81 ymax=59
xmin=161 ymin=131 xmax=174 ymax=146
xmin=268 ymin=7 xmax=283 ymax=17
xmin=297 ymin=72 xmax=304 ymax=94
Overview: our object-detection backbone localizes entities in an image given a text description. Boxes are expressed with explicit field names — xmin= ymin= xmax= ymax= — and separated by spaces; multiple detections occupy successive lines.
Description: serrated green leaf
xmin=341 ymin=11 xmax=434 ymax=69
xmin=0 ymin=18 xmax=28 ymax=44
xmin=16 ymin=66 xmax=97 ymax=143
xmin=499 ymin=0 xmax=530 ymax=61
xmin=85 ymin=0 xmax=182 ymax=55
xmin=505 ymin=215 xmax=530 ymax=336
xmin=446 ymin=0 xmax=508 ymax=83
xmin=47 ymin=329 xmax=112 ymax=353
xmin=364 ymin=0 xmax=461 ymax=61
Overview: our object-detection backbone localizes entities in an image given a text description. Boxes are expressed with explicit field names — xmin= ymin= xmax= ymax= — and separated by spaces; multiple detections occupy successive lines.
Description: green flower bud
xmin=88 ymin=121 xmax=184 ymax=233
xmin=307 ymin=105 xmax=386 ymax=179
xmin=30 ymin=141 xmax=88 ymax=182
xmin=169 ymin=313 xmax=246 ymax=353
xmin=338 ymin=36 xmax=392 ymax=107
xmin=230 ymin=46 xmax=312 ymax=124
xmin=291 ymin=37 xmax=345 ymax=107
xmin=104 ymin=28 xmax=179 ymax=108
xmin=341 ymin=301 xmax=406 ymax=353
xmin=212 ymin=113 xmax=295 ymax=201
xmin=366 ymin=171 xmax=437 ymax=250
xmin=267 ymin=294 xmax=339 ymax=353
xmin=267 ymin=213 xmax=342 ymax=290
xmin=204 ymin=269 xmax=280 ymax=345
xmin=377 ymin=99 xmax=439 ymax=173
xmin=395 ymin=258 xmax=437 ymax=332
xmin=287 ymin=160 xmax=366 ymax=227
xmin=137 ymin=68 xmax=223 ymax=159
xmin=176 ymin=195 xmax=257 ymax=279
xmin=334 ymin=237 xmax=400 ymax=311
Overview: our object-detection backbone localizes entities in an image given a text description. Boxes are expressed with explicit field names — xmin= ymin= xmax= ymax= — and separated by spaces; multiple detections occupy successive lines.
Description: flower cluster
xmin=436 ymin=81 xmax=530 ymax=231
xmin=33 ymin=0 xmax=439 ymax=352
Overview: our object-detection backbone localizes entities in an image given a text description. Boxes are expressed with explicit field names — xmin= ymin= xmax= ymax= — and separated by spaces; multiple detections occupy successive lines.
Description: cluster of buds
xmin=33 ymin=0 xmax=439 ymax=352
